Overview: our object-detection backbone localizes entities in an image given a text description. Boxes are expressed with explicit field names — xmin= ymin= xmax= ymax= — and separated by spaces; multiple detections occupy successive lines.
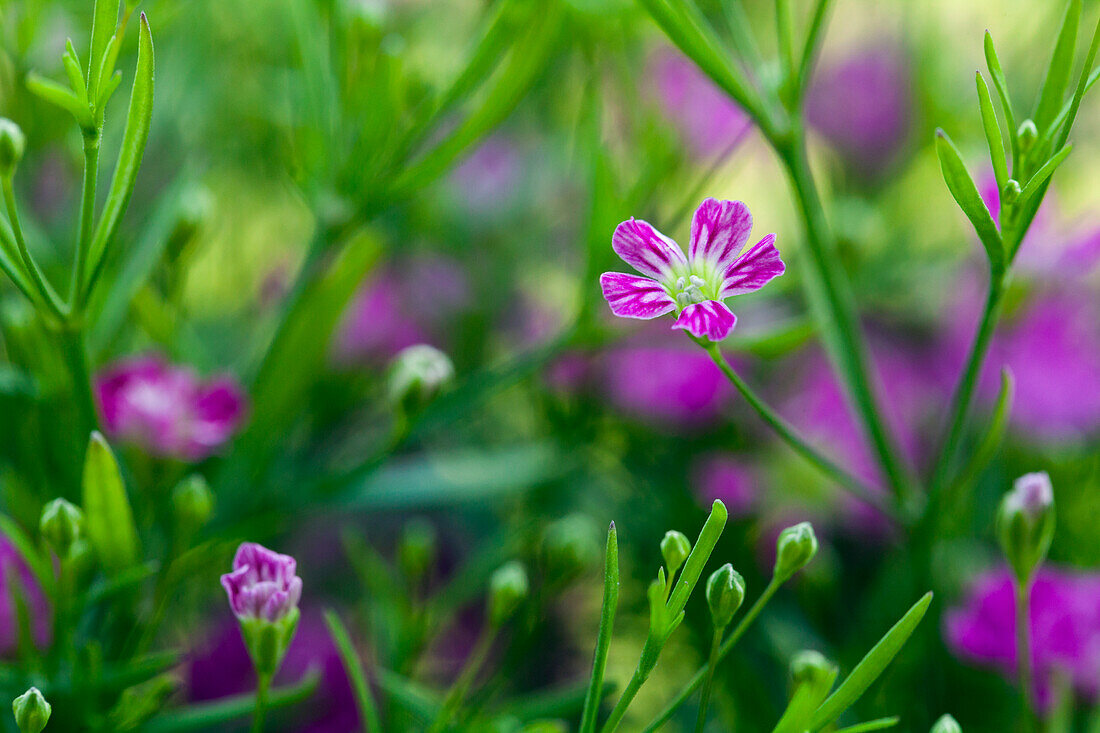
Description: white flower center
xmin=674 ymin=275 xmax=709 ymax=307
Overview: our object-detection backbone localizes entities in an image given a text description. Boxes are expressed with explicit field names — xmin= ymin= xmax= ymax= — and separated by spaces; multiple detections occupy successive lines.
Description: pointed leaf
xmin=26 ymin=74 xmax=93 ymax=127
xmin=1034 ymin=0 xmax=1081 ymax=132
xmin=579 ymin=523 xmax=619 ymax=733
xmin=976 ymin=72 xmax=1008 ymax=191
xmin=935 ymin=130 xmax=1004 ymax=274
xmin=947 ymin=369 xmax=1014 ymax=505
xmin=666 ymin=500 xmax=727 ymax=617
xmin=323 ymin=610 xmax=383 ymax=733
xmin=984 ymin=33 xmax=1018 ymax=160
xmin=1056 ymin=13 xmax=1100 ymax=148
xmin=834 ymin=718 xmax=900 ymax=733
xmin=89 ymin=0 xmax=120 ymax=96
xmin=810 ymin=592 xmax=933 ymax=730
xmin=1019 ymin=143 xmax=1072 ymax=204
xmin=82 ymin=432 xmax=140 ymax=572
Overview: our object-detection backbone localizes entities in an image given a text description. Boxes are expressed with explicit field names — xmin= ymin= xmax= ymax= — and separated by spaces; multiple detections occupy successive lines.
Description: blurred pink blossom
xmin=0 ymin=538 xmax=49 ymax=653
xmin=650 ymin=49 xmax=753 ymax=157
xmin=692 ymin=454 xmax=757 ymax=516
xmin=601 ymin=346 xmax=732 ymax=427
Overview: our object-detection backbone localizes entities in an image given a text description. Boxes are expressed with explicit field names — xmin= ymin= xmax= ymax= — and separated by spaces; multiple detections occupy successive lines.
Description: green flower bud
xmin=930 ymin=714 xmax=962 ymax=733
xmin=12 ymin=687 xmax=50 ymax=733
xmin=39 ymin=498 xmax=84 ymax=558
xmin=240 ymin=607 xmax=300 ymax=679
xmin=0 ymin=119 xmax=25 ymax=178
xmin=171 ymin=475 xmax=215 ymax=536
xmin=1017 ymin=119 xmax=1038 ymax=152
xmin=387 ymin=344 xmax=454 ymax=411
xmin=542 ymin=514 xmax=599 ymax=582
xmin=660 ymin=530 xmax=691 ymax=577
xmin=519 ymin=720 xmax=568 ymax=733
xmin=397 ymin=517 xmax=437 ymax=582
xmin=789 ymin=649 xmax=837 ymax=689
xmin=488 ymin=561 xmax=528 ymax=626
xmin=1001 ymin=179 xmax=1022 ymax=206
xmin=774 ymin=522 xmax=818 ymax=582
xmin=705 ymin=563 xmax=745 ymax=629
xmin=997 ymin=472 xmax=1054 ymax=584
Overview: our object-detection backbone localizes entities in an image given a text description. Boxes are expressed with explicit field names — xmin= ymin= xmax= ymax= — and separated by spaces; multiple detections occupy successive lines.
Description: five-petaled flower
xmin=600 ymin=198 xmax=784 ymax=341
xmin=221 ymin=543 xmax=302 ymax=623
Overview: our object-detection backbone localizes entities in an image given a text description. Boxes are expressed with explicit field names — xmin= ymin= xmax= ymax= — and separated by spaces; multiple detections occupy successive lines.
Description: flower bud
xmin=221 ymin=543 xmax=303 ymax=678
xmin=930 ymin=714 xmax=962 ymax=733
xmin=387 ymin=344 xmax=454 ymax=411
xmin=542 ymin=514 xmax=599 ymax=582
xmin=789 ymin=649 xmax=837 ymax=690
xmin=12 ymin=687 xmax=50 ymax=733
xmin=660 ymin=530 xmax=691 ymax=577
xmin=398 ymin=517 xmax=437 ymax=582
xmin=171 ymin=474 xmax=214 ymax=536
xmin=706 ymin=563 xmax=745 ymax=628
xmin=774 ymin=522 xmax=818 ymax=582
xmin=0 ymin=119 xmax=25 ymax=178
xmin=488 ymin=561 xmax=528 ymax=626
xmin=1017 ymin=119 xmax=1038 ymax=152
xmin=997 ymin=472 xmax=1054 ymax=584
xmin=1001 ymin=179 xmax=1021 ymax=206
xmin=39 ymin=498 xmax=84 ymax=558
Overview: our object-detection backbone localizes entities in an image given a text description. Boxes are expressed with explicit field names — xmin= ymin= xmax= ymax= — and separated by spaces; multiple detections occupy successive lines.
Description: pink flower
xmin=95 ymin=355 xmax=246 ymax=461
xmin=600 ymin=198 xmax=784 ymax=341
xmin=945 ymin=566 xmax=1100 ymax=707
xmin=692 ymin=454 xmax=757 ymax=516
xmin=221 ymin=543 xmax=303 ymax=623
xmin=650 ymin=49 xmax=753 ymax=157
xmin=601 ymin=346 xmax=731 ymax=427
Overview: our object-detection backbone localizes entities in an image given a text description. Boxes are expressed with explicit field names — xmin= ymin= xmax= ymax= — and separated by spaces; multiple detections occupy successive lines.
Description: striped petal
xmin=673 ymin=300 xmax=738 ymax=340
xmin=612 ymin=218 xmax=688 ymax=282
xmin=720 ymin=233 xmax=784 ymax=296
xmin=689 ymin=198 xmax=753 ymax=273
xmin=600 ymin=272 xmax=676 ymax=319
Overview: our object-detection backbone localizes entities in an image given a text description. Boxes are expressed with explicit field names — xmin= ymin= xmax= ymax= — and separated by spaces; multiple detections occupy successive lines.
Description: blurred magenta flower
xmin=0 ymin=538 xmax=49 ymax=653
xmin=447 ymin=136 xmax=523 ymax=214
xmin=946 ymin=567 xmax=1100 ymax=707
xmin=95 ymin=355 xmax=246 ymax=461
xmin=601 ymin=346 xmax=732 ymax=426
xmin=650 ymin=49 xmax=753 ymax=157
xmin=221 ymin=543 xmax=303 ymax=623
xmin=806 ymin=45 xmax=912 ymax=176
xmin=692 ymin=454 xmax=757 ymax=516
xmin=600 ymin=198 xmax=784 ymax=341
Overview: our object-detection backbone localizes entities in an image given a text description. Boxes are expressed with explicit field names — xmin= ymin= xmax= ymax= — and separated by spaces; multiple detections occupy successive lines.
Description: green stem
xmin=252 ymin=673 xmax=271 ymax=733
xmin=600 ymin=636 xmax=662 ymax=733
xmin=642 ymin=577 xmax=781 ymax=733
xmin=773 ymin=132 xmax=917 ymax=508
xmin=72 ymin=133 xmax=101 ymax=310
xmin=1015 ymin=578 xmax=1037 ymax=732
xmin=930 ymin=275 xmax=1005 ymax=490
xmin=693 ymin=626 xmax=725 ymax=733
xmin=579 ymin=523 xmax=619 ymax=733
xmin=796 ymin=0 xmax=834 ymax=99
xmin=58 ymin=323 xmax=99 ymax=436
xmin=703 ymin=342 xmax=894 ymax=517
xmin=1 ymin=177 xmax=67 ymax=320
xmin=426 ymin=624 xmax=498 ymax=733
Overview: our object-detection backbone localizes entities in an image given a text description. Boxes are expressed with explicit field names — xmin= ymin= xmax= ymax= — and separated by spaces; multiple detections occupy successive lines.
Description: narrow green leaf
xmin=1056 ymin=13 xmax=1100 ymax=149
xmin=375 ymin=669 xmax=441 ymax=722
xmin=976 ymin=72 xmax=1008 ymax=191
xmin=1034 ymin=0 xmax=1081 ymax=132
xmin=835 ymin=718 xmax=900 ymax=733
xmin=88 ymin=0 xmax=120 ymax=96
xmin=947 ymin=369 xmax=1014 ymax=499
xmin=984 ymin=33 xmax=1018 ymax=163
xmin=84 ymin=12 xmax=154 ymax=301
xmin=810 ymin=592 xmax=933 ymax=730
xmin=579 ymin=523 xmax=619 ymax=733
xmin=1018 ymin=143 xmax=1072 ymax=203
xmin=773 ymin=665 xmax=839 ymax=733
xmin=935 ymin=130 xmax=1004 ymax=275
xmin=25 ymin=74 xmax=92 ymax=126
xmin=666 ymin=500 xmax=727 ymax=617
xmin=143 ymin=670 xmax=320 ymax=732
xmin=82 ymin=432 xmax=140 ymax=572
xmin=63 ymin=40 xmax=89 ymax=102
xmin=324 ymin=609 xmax=383 ymax=733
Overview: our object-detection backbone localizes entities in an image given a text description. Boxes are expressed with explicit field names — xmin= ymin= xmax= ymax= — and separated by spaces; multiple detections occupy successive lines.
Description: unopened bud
xmin=172 ymin=475 xmax=214 ymax=535
xmin=706 ymin=563 xmax=745 ymax=628
xmin=0 ymin=119 xmax=25 ymax=178
xmin=997 ymin=472 xmax=1054 ymax=583
xmin=387 ymin=344 xmax=454 ymax=411
xmin=488 ymin=561 xmax=528 ymax=626
xmin=774 ymin=522 xmax=818 ymax=582
xmin=1001 ymin=179 xmax=1021 ymax=206
xmin=12 ymin=687 xmax=50 ymax=733
xmin=789 ymin=649 xmax=836 ymax=689
xmin=931 ymin=714 xmax=962 ymax=733
xmin=39 ymin=498 xmax=84 ymax=558
xmin=1017 ymin=119 xmax=1038 ymax=152
xmin=398 ymin=518 xmax=437 ymax=582
xmin=660 ymin=530 xmax=691 ymax=577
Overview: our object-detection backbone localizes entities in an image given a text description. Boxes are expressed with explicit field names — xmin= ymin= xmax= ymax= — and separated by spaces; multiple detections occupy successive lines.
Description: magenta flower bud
xmin=997 ymin=472 xmax=1055 ymax=583
xmin=221 ymin=543 xmax=302 ymax=624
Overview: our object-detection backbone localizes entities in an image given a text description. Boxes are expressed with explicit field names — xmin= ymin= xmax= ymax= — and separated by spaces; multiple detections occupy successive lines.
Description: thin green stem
xmin=580 ymin=523 xmax=619 ymax=733
xmin=1015 ymin=578 xmax=1037 ymax=732
xmin=642 ymin=577 xmax=781 ymax=733
xmin=693 ymin=626 xmax=725 ymax=733
xmin=1 ymin=177 xmax=67 ymax=320
xmin=930 ymin=275 xmax=1005 ymax=490
xmin=251 ymin=672 xmax=271 ymax=733
xmin=775 ymin=0 xmax=796 ymax=103
xmin=720 ymin=0 xmax=764 ymax=76
xmin=72 ymin=133 xmax=101 ymax=310
xmin=796 ymin=0 xmax=834 ymax=99
xmin=426 ymin=624 xmax=498 ymax=733
xmin=702 ymin=342 xmax=894 ymax=517
xmin=600 ymin=636 xmax=662 ymax=733
xmin=58 ymin=323 xmax=100 ymax=436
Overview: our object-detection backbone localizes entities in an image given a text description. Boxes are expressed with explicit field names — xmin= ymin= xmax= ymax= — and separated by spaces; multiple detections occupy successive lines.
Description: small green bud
xmin=39 ymin=498 xmax=84 ymax=558
xmin=997 ymin=472 xmax=1054 ymax=584
xmin=705 ymin=563 xmax=745 ymax=628
xmin=488 ymin=561 xmax=528 ymax=626
xmin=660 ymin=530 xmax=691 ymax=577
xmin=542 ymin=514 xmax=599 ymax=581
xmin=930 ymin=714 xmax=962 ymax=733
xmin=240 ymin=607 xmax=300 ymax=679
xmin=0 ymin=119 xmax=25 ymax=178
xmin=387 ymin=344 xmax=454 ymax=411
xmin=397 ymin=517 xmax=437 ymax=582
xmin=12 ymin=687 xmax=50 ymax=733
xmin=789 ymin=649 xmax=837 ymax=689
xmin=774 ymin=522 xmax=818 ymax=582
xmin=1001 ymin=179 xmax=1021 ymax=206
xmin=1017 ymin=119 xmax=1038 ymax=152
xmin=171 ymin=475 xmax=215 ymax=535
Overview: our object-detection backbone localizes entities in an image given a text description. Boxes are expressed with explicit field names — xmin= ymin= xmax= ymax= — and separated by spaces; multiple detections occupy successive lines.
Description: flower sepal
xmin=239 ymin=606 xmax=300 ymax=680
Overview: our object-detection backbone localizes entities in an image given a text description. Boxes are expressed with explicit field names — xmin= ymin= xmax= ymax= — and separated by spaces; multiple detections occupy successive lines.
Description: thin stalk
xmin=600 ymin=636 xmax=662 ymax=733
xmin=1015 ymin=578 xmax=1037 ymax=731
xmin=702 ymin=342 xmax=893 ymax=517
xmin=930 ymin=275 xmax=1005 ymax=489
xmin=426 ymin=624 xmax=498 ymax=733
xmin=1 ymin=177 xmax=67 ymax=320
xmin=796 ymin=0 xmax=834 ymax=99
xmin=58 ymin=323 xmax=99 ymax=436
xmin=72 ymin=133 xmax=101 ymax=310
xmin=775 ymin=0 xmax=796 ymax=103
xmin=642 ymin=577 xmax=781 ymax=733
xmin=251 ymin=672 xmax=271 ymax=733
xmin=579 ymin=523 xmax=619 ymax=733
xmin=774 ymin=132 xmax=918 ymax=507
xmin=693 ymin=626 xmax=725 ymax=733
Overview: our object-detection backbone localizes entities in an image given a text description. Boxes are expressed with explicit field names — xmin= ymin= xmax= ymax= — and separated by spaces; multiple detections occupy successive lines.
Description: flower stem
xmin=426 ymin=624 xmax=498 ymax=733
xmin=1015 ymin=578 xmax=1037 ymax=731
xmin=1 ymin=176 xmax=67 ymax=320
xmin=600 ymin=636 xmax=662 ymax=733
xmin=642 ymin=577 xmax=781 ymax=733
xmin=693 ymin=626 xmax=725 ymax=733
xmin=251 ymin=672 xmax=271 ymax=733
xmin=58 ymin=322 xmax=99 ymax=437
xmin=702 ymin=342 xmax=895 ymax=518
xmin=579 ymin=523 xmax=619 ymax=733
xmin=71 ymin=132 xmax=100 ymax=311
